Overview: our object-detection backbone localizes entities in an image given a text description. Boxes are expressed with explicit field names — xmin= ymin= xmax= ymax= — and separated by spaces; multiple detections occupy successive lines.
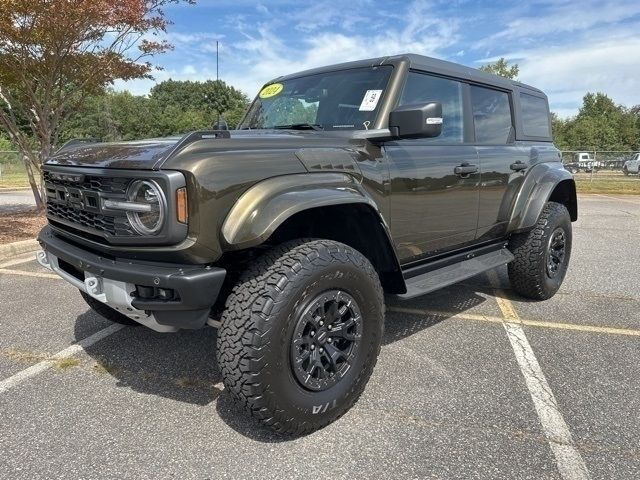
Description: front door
xmin=385 ymin=71 xmax=479 ymax=264
xmin=386 ymin=144 xmax=480 ymax=263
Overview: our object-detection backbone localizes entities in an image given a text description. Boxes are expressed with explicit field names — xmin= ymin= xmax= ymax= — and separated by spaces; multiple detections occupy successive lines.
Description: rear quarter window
xmin=520 ymin=93 xmax=551 ymax=138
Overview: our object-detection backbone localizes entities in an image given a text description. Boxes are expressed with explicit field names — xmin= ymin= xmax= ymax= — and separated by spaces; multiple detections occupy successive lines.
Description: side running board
xmin=397 ymin=248 xmax=514 ymax=300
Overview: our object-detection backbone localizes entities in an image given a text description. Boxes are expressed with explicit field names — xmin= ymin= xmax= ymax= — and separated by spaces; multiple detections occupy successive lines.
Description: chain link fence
xmin=560 ymin=151 xmax=639 ymax=173
xmin=0 ymin=150 xmax=24 ymax=176
xmin=0 ymin=151 xmax=35 ymax=189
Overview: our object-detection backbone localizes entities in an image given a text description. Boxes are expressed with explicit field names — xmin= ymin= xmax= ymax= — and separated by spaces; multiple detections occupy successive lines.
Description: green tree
xmin=60 ymin=91 xmax=156 ymax=143
xmin=150 ymin=79 xmax=249 ymax=131
xmin=0 ymin=133 xmax=12 ymax=151
xmin=550 ymin=112 xmax=570 ymax=150
xmin=479 ymin=58 xmax=519 ymax=79
xmin=557 ymin=93 xmax=640 ymax=151
xmin=0 ymin=0 xmax=194 ymax=209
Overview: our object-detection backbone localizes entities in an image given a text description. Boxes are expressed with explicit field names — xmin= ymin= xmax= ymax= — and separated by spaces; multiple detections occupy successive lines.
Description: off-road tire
xmin=623 ymin=167 xmax=629 ymax=176
xmin=216 ymin=239 xmax=384 ymax=435
xmin=508 ymin=202 xmax=572 ymax=300
xmin=80 ymin=290 xmax=140 ymax=326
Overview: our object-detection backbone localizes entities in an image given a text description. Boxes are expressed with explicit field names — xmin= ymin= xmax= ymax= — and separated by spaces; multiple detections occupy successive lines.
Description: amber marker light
xmin=176 ymin=187 xmax=188 ymax=224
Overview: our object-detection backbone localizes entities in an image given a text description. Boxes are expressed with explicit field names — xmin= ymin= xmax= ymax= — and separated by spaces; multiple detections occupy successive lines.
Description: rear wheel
xmin=80 ymin=290 xmax=139 ymax=326
xmin=508 ymin=202 xmax=572 ymax=300
xmin=216 ymin=239 xmax=384 ymax=435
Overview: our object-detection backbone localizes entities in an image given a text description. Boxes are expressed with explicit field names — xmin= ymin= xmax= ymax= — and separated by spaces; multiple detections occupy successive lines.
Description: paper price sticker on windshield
xmin=259 ymin=83 xmax=284 ymax=99
xmin=359 ymin=90 xmax=383 ymax=111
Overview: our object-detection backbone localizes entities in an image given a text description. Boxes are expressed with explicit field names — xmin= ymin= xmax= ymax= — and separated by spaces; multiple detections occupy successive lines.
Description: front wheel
xmin=508 ymin=202 xmax=572 ymax=300
xmin=216 ymin=239 xmax=384 ymax=435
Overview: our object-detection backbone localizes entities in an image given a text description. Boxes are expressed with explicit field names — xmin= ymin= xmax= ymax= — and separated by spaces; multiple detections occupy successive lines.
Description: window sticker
xmin=359 ymin=90 xmax=383 ymax=111
xmin=259 ymin=83 xmax=284 ymax=99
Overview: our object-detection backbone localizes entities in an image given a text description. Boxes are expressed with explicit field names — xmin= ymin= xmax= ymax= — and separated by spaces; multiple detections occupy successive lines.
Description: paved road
xmin=0 ymin=194 xmax=638 ymax=479
xmin=0 ymin=190 xmax=35 ymax=214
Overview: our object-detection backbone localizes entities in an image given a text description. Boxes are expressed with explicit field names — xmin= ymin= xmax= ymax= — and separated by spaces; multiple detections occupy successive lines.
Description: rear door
xmin=385 ymin=71 xmax=479 ymax=264
xmin=471 ymin=85 xmax=530 ymax=242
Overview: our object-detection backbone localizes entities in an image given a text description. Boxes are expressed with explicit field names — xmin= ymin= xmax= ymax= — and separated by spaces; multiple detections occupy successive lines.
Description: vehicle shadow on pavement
xmin=74 ymin=283 xmax=490 ymax=442
xmin=383 ymin=284 xmax=488 ymax=345
xmin=75 ymin=311 xmax=223 ymax=406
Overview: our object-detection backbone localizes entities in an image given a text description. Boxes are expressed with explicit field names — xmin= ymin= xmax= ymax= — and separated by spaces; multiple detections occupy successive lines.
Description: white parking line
xmin=592 ymin=193 xmax=640 ymax=205
xmin=487 ymin=271 xmax=591 ymax=480
xmin=0 ymin=324 xmax=124 ymax=394
xmin=0 ymin=253 xmax=38 ymax=269
xmin=0 ymin=268 xmax=61 ymax=280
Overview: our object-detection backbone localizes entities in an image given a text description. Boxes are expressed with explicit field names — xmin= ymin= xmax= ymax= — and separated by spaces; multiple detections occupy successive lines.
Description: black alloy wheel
xmin=291 ymin=290 xmax=363 ymax=392
xmin=546 ymin=228 xmax=567 ymax=279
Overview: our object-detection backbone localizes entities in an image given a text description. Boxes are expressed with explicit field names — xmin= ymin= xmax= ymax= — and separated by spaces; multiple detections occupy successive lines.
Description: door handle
xmin=510 ymin=161 xmax=528 ymax=171
xmin=454 ymin=163 xmax=478 ymax=175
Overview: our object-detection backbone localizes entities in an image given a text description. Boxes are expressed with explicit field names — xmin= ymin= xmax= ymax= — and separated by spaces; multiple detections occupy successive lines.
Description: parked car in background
xmin=565 ymin=152 xmax=610 ymax=173
xmin=623 ymin=153 xmax=640 ymax=175
xmin=605 ymin=154 xmax=632 ymax=170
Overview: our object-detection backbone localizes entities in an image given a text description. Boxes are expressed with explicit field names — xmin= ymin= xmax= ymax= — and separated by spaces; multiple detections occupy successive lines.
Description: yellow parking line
xmin=0 ymin=268 xmax=61 ymax=280
xmin=387 ymin=306 xmax=640 ymax=337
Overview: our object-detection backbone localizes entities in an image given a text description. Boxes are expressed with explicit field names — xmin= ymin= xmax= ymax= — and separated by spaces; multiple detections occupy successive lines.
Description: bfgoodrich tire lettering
xmin=508 ymin=201 xmax=572 ymax=300
xmin=216 ymin=239 xmax=384 ymax=435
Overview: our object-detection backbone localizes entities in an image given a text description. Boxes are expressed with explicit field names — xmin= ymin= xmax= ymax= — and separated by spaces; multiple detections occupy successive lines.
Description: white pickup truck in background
xmin=565 ymin=152 xmax=599 ymax=173
xmin=623 ymin=153 xmax=640 ymax=175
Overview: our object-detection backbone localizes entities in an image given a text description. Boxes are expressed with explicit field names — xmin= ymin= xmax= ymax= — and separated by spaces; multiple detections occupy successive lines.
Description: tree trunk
xmin=20 ymin=151 xmax=44 ymax=211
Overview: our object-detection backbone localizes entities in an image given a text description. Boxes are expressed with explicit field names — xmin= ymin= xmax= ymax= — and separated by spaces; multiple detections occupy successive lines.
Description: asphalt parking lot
xmin=0 ymin=194 xmax=638 ymax=479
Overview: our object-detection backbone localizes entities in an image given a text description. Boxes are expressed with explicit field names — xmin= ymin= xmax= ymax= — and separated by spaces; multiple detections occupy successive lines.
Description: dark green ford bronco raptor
xmin=37 ymin=54 xmax=577 ymax=434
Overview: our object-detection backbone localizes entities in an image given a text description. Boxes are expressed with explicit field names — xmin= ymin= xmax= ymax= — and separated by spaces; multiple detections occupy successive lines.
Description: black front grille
xmin=43 ymin=171 xmax=129 ymax=194
xmin=41 ymin=167 xmax=186 ymax=246
xmin=46 ymin=201 xmax=135 ymax=237
xmin=43 ymin=170 xmax=137 ymax=238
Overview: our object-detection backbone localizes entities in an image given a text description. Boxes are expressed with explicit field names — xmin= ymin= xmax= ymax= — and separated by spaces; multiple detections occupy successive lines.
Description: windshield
xmin=239 ymin=66 xmax=392 ymax=131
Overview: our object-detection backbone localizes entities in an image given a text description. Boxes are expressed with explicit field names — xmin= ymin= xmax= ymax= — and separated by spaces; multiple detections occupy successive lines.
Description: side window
xmin=520 ymin=93 xmax=551 ymax=138
xmin=399 ymin=72 xmax=464 ymax=143
xmin=470 ymin=86 xmax=513 ymax=144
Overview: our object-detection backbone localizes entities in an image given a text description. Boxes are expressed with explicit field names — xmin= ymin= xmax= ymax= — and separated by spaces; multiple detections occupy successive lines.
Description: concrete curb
xmin=0 ymin=238 xmax=39 ymax=261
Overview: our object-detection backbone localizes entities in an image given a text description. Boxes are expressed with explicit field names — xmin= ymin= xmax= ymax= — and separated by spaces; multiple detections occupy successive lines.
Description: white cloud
xmin=116 ymin=0 xmax=461 ymax=98
xmin=221 ymin=0 xmax=460 ymax=95
xmin=480 ymin=34 xmax=640 ymax=117
xmin=476 ymin=0 xmax=640 ymax=49
xmin=113 ymin=0 xmax=640 ymax=118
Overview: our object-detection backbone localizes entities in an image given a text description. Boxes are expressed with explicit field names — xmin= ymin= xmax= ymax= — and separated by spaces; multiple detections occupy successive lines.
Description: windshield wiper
xmin=272 ymin=123 xmax=324 ymax=131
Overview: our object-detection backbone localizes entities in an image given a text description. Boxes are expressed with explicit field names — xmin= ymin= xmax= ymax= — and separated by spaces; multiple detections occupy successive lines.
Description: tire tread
xmin=216 ymin=239 xmax=383 ymax=435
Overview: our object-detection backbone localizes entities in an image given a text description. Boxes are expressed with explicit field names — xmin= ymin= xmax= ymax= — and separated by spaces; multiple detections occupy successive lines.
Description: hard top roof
xmin=268 ymin=53 xmax=545 ymax=96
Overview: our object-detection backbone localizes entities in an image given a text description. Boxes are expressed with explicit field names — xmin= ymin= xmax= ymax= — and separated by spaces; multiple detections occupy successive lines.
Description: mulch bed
xmin=0 ymin=209 xmax=47 ymax=244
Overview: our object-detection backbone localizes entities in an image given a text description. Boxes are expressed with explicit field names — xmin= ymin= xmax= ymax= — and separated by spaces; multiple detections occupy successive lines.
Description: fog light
xmin=157 ymin=288 xmax=173 ymax=300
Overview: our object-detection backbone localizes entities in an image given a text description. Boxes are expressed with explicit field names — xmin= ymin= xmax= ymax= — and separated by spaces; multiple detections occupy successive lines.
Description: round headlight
xmin=126 ymin=180 xmax=166 ymax=235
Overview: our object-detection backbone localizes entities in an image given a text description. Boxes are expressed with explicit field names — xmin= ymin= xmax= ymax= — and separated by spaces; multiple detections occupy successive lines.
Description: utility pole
xmin=216 ymin=41 xmax=219 ymax=82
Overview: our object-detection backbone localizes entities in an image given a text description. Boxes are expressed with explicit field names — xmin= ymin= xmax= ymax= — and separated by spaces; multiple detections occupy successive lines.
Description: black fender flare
xmin=508 ymin=163 xmax=577 ymax=232
xmin=222 ymin=172 xmax=393 ymax=250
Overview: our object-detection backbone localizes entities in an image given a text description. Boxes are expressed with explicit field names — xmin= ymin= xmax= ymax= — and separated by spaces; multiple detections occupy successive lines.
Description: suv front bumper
xmin=37 ymin=226 xmax=226 ymax=332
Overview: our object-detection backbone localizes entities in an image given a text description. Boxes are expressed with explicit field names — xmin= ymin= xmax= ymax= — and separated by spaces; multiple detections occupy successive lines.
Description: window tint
xmin=400 ymin=72 xmax=464 ymax=143
xmin=471 ymin=86 xmax=512 ymax=144
xmin=520 ymin=93 xmax=551 ymax=137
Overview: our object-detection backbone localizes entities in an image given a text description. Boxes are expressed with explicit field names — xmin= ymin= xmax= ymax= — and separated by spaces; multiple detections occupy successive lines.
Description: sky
xmin=114 ymin=0 xmax=640 ymax=118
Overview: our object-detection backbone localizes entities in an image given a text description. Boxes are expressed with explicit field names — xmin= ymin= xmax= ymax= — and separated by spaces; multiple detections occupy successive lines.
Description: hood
xmin=45 ymin=137 xmax=182 ymax=170
xmin=45 ymin=130 xmax=369 ymax=171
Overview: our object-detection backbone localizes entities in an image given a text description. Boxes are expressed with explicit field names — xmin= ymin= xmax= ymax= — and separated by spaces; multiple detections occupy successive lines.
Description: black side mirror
xmin=388 ymin=102 xmax=443 ymax=139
